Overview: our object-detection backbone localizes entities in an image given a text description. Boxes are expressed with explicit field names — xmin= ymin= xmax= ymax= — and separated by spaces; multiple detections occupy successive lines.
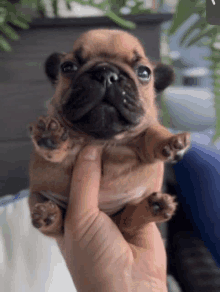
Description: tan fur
xmin=28 ymin=29 xmax=190 ymax=238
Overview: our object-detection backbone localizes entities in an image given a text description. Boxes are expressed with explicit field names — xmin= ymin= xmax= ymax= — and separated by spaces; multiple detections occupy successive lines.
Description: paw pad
xmin=173 ymin=138 xmax=184 ymax=150
xmin=162 ymin=146 xmax=171 ymax=157
xmin=37 ymin=137 xmax=57 ymax=150
xmin=48 ymin=120 xmax=58 ymax=131
xmin=147 ymin=192 xmax=177 ymax=222
xmin=31 ymin=199 xmax=63 ymax=234
xmin=159 ymin=132 xmax=190 ymax=163
xmin=29 ymin=115 xmax=70 ymax=152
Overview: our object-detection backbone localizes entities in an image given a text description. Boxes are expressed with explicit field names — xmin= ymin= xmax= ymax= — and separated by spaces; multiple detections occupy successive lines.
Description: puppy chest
xmin=102 ymin=146 xmax=139 ymax=179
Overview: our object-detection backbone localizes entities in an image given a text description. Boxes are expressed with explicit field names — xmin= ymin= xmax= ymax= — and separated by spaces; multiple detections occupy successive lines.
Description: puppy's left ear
xmin=45 ymin=52 xmax=66 ymax=85
xmin=154 ymin=63 xmax=175 ymax=93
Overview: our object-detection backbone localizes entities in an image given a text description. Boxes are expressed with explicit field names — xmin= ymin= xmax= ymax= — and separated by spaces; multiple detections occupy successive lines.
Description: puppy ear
xmin=154 ymin=63 xmax=175 ymax=93
xmin=45 ymin=52 xmax=66 ymax=85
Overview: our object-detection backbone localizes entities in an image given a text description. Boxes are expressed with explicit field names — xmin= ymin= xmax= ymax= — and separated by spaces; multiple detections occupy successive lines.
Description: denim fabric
xmin=173 ymin=142 xmax=220 ymax=268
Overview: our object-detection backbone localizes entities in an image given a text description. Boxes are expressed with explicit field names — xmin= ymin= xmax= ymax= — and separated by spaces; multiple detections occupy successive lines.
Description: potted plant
xmin=160 ymin=0 xmax=220 ymax=143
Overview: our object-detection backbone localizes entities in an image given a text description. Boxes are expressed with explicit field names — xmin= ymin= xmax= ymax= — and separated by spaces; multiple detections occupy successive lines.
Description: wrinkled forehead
xmin=70 ymin=29 xmax=150 ymax=65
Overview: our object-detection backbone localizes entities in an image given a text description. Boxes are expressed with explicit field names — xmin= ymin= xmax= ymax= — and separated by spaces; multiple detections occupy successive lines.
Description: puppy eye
xmin=61 ymin=61 xmax=78 ymax=73
xmin=136 ymin=66 xmax=151 ymax=81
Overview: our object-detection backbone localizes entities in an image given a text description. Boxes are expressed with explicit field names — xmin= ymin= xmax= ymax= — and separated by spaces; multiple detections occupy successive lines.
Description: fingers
xmin=65 ymin=145 xmax=103 ymax=222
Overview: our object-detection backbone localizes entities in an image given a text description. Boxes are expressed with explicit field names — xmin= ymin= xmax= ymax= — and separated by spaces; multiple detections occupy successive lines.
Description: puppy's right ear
xmin=153 ymin=63 xmax=175 ymax=93
xmin=45 ymin=52 xmax=66 ymax=85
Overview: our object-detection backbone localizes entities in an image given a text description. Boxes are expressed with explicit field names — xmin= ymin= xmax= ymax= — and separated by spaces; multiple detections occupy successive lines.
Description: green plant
xmin=0 ymin=0 xmax=32 ymax=51
xmin=0 ymin=0 xmax=158 ymax=52
xmin=162 ymin=0 xmax=220 ymax=143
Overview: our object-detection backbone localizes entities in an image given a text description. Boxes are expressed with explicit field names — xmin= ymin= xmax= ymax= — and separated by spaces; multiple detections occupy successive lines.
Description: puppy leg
xmin=29 ymin=191 xmax=64 ymax=237
xmin=28 ymin=115 xmax=71 ymax=163
xmin=112 ymin=192 xmax=177 ymax=237
xmin=143 ymin=124 xmax=190 ymax=163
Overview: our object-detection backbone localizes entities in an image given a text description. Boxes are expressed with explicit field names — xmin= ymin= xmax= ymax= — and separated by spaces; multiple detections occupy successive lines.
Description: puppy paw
xmin=155 ymin=132 xmax=190 ymax=163
xmin=116 ymin=192 xmax=177 ymax=236
xmin=28 ymin=115 xmax=71 ymax=162
xmin=31 ymin=199 xmax=64 ymax=236
xmin=147 ymin=192 xmax=177 ymax=222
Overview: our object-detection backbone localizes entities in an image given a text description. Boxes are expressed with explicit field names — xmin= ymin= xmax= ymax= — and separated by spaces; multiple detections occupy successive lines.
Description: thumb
xmin=65 ymin=145 xmax=103 ymax=222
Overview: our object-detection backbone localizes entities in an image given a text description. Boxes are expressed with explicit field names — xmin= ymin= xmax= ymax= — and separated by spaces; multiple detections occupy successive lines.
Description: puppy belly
xmin=99 ymin=185 xmax=149 ymax=215
xmin=99 ymin=161 xmax=164 ymax=215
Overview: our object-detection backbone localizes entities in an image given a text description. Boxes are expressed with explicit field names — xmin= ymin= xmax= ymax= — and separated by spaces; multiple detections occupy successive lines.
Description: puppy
xmin=28 ymin=29 xmax=190 ymax=239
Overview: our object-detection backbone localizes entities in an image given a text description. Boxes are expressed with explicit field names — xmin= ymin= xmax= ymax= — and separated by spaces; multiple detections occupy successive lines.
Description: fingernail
xmin=82 ymin=146 xmax=101 ymax=161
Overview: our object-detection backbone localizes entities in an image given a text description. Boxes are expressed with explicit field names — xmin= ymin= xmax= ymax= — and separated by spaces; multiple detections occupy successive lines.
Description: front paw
xmin=155 ymin=132 xmax=190 ymax=163
xmin=28 ymin=115 xmax=71 ymax=162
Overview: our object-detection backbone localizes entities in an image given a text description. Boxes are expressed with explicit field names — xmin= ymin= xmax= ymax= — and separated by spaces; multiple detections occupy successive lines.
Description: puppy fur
xmin=28 ymin=29 xmax=190 ymax=238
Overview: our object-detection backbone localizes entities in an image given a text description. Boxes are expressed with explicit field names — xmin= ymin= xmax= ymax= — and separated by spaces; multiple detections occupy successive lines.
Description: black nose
xmin=91 ymin=63 xmax=119 ymax=86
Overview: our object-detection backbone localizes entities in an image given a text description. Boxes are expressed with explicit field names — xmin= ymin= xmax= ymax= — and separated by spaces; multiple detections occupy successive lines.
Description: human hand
xmin=56 ymin=145 xmax=168 ymax=292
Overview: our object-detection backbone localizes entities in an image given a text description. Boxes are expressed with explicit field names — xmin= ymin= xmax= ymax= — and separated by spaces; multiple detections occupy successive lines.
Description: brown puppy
xmin=28 ymin=29 xmax=190 ymax=239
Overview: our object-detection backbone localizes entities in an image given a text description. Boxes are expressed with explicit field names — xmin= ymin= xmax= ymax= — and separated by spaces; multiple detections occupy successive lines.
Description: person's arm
xmin=55 ymin=146 xmax=168 ymax=292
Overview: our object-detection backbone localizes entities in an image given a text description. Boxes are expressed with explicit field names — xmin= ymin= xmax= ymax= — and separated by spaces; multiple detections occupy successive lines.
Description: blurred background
xmin=1 ymin=1 xmax=220 ymax=291
xmin=1 ymin=0 xmax=219 ymax=196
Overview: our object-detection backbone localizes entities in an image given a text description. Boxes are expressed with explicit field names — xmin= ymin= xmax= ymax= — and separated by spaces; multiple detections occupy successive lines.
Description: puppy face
xmin=45 ymin=29 xmax=174 ymax=140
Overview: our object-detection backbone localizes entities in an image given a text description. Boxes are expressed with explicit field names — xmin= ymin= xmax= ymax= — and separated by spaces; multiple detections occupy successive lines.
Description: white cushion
xmin=0 ymin=190 xmax=77 ymax=292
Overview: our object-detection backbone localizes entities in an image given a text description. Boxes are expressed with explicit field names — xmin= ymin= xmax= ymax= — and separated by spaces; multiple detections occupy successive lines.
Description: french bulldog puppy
xmin=28 ymin=29 xmax=190 ymax=239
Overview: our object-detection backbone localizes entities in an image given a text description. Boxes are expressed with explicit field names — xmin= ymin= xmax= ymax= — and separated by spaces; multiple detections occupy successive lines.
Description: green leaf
xmin=211 ymin=51 xmax=220 ymax=58
xmin=0 ymin=34 xmax=12 ymax=51
xmin=51 ymin=0 xmax=58 ymax=16
xmin=199 ymin=38 xmax=213 ymax=46
xmin=158 ymin=0 xmax=165 ymax=8
xmin=180 ymin=15 xmax=207 ymax=46
xmin=210 ymin=39 xmax=220 ymax=143
xmin=15 ymin=12 xmax=32 ymax=23
xmin=213 ymin=124 xmax=220 ymax=144
xmin=207 ymin=57 xmax=220 ymax=62
xmin=0 ymin=7 xmax=6 ymax=25
xmin=160 ymin=93 xmax=172 ymax=128
xmin=130 ymin=7 xmax=152 ymax=15
xmin=186 ymin=26 xmax=218 ymax=47
xmin=0 ymin=23 xmax=20 ymax=40
xmin=105 ymin=10 xmax=136 ymax=29
xmin=9 ymin=17 xmax=29 ymax=29
xmin=20 ymin=0 xmax=38 ymax=10
xmin=168 ymin=0 xmax=200 ymax=36
xmin=109 ymin=0 xmax=127 ymax=14
xmin=213 ymin=72 xmax=220 ymax=78
xmin=210 ymin=63 xmax=220 ymax=70
xmin=65 ymin=1 xmax=72 ymax=11
xmin=36 ymin=0 xmax=47 ymax=17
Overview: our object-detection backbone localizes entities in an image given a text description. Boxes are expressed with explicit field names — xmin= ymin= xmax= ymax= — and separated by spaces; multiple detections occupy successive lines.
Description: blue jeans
xmin=173 ymin=142 xmax=220 ymax=268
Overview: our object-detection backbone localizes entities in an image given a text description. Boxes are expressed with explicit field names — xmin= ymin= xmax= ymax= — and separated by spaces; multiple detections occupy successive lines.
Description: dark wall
xmin=0 ymin=14 xmax=171 ymax=197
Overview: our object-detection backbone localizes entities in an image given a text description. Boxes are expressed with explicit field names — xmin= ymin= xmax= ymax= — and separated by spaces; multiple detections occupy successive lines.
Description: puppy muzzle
xmin=61 ymin=62 xmax=144 ymax=139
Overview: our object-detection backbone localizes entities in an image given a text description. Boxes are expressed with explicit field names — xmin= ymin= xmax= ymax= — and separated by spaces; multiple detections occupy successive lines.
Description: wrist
xmin=74 ymin=276 xmax=167 ymax=292
xmin=73 ymin=273 xmax=131 ymax=292
xmin=131 ymin=278 xmax=167 ymax=292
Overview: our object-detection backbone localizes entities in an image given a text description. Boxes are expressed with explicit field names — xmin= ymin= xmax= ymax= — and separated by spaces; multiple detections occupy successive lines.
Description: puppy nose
xmin=92 ymin=64 xmax=119 ymax=86
xmin=104 ymin=71 xmax=119 ymax=85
